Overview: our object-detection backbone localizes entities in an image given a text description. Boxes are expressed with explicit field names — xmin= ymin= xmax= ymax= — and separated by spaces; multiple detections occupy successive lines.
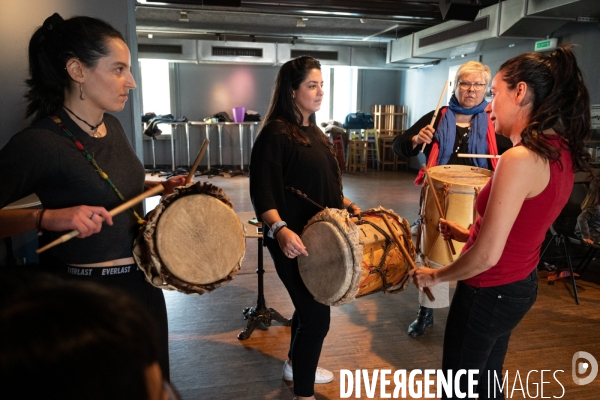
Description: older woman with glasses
xmin=392 ymin=61 xmax=512 ymax=338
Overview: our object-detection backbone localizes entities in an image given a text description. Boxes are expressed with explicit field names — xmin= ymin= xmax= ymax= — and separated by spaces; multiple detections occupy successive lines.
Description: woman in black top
xmin=250 ymin=56 xmax=361 ymax=400
xmin=0 ymin=13 xmax=184 ymax=379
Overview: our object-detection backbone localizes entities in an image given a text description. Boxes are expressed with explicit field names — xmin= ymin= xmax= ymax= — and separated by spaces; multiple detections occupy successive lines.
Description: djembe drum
xmin=297 ymin=207 xmax=415 ymax=306
xmin=133 ymin=182 xmax=246 ymax=295
xmin=419 ymin=165 xmax=492 ymax=266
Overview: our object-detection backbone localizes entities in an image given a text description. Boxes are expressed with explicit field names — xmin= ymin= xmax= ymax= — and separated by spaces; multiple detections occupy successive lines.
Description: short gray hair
xmin=454 ymin=61 xmax=492 ymax=91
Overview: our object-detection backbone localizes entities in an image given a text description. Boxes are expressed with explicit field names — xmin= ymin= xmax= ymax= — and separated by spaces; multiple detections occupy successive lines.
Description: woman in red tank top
xmin=411 ymin=46 xmax=592 ymax=399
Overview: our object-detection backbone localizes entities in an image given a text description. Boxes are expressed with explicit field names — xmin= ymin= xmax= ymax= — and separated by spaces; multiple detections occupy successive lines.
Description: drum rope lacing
xmin=355 ymin=215 xmax=411 ymax=294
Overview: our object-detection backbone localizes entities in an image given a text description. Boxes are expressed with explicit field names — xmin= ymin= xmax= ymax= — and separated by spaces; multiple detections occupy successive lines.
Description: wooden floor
xmin=151 ymin=170 xmax=600 ymax=400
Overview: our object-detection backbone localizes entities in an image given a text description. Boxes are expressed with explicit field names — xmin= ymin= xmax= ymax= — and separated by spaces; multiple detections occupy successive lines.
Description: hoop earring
xmin=79 ymin=82 xmax=84 ymax=100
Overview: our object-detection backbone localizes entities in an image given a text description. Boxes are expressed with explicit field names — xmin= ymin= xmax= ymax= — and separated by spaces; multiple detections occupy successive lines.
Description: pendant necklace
xmin=63 ymin=106 xmax=104 ymax=137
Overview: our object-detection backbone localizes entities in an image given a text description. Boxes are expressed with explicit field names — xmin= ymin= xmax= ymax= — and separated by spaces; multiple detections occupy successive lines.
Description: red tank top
xmin=462 ymin=136 xmax=574 ymax=287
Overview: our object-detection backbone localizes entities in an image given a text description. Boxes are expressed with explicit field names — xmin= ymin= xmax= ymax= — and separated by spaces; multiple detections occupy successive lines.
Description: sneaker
xmin=282 ymin=360 xmax=334 ymax=384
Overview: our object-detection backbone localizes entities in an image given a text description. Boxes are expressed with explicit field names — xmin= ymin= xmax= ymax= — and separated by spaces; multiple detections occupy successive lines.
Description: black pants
xmin=441 ymin=269 xmax=538 ymax=399
xmin=60 ymin=268 xmax=170 ymax=381
xmin=267 ymin=241 xmax=330 ymax=397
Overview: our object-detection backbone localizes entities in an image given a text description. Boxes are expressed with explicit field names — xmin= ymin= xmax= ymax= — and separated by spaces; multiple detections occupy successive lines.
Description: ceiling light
xmin=296 ymin=18 xmax=306 ymax=27
xmin=360 ymin=19 xmax=366 ymax=23
xmin=148 ymin=34 xmax=153 ymax=39
xmin=179 ymin=11 xmax=189 ymax=22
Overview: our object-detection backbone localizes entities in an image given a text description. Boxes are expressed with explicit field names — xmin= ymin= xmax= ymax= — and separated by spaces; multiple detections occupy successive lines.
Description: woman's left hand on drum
xmin=409 ymin=267 xmax=438 ymax=291
xmin=276 ymin=228 xmax=309 ymax=258
xmin=162 ymin=176 xmax=187 ymax=194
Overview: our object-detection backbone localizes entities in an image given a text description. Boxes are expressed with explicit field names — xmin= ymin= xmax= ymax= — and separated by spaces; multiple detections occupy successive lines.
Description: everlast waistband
xmin=66 ymin=264 xmax=140 ymax=277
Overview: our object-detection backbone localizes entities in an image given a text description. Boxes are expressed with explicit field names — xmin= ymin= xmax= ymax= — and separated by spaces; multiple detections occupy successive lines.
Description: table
xmin=2 ymin=194 xmax=42 ymax=266
xmin=236 ymin=211 xmax=291 ymax=340
xmin=226 ymin=122 xmax=259 ymax=177
xmin=188 ymin=121 xmax=224 ymax=177
xmin=188 ymin=121 xmax=260 ymax=177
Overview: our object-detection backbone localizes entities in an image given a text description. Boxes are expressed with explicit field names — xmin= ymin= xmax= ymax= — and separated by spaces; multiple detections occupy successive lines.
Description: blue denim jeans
xmin=442 ymin=269 xmax=538 ymax=399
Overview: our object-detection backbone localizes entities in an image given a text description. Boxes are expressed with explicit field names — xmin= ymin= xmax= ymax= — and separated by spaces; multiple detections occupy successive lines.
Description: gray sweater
xmin=0 ymin=109 xmax=145 ymax=264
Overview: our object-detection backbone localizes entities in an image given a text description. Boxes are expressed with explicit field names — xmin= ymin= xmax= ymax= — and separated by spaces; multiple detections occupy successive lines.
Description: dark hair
xmin=0 ymin=278 xmax=159 ymax=400
xmin=25 ymin=13 xmax=126 ymax=123
xmin=498 ymin=45 xmax=591 ymax=172
xmin=263 ymin=56 xmax=325 ymax=146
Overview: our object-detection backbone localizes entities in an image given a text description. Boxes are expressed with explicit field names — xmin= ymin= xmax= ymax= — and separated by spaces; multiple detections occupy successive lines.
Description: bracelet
xmin=272 ymin=224 xmax=287 ymax=238
xmin=36 ymin=208 xmax=47 ymax=235
xmin=346 ymin=202 xmax=356 ymax=212
xmin=268 ymin=220 xmax=287 ymax=239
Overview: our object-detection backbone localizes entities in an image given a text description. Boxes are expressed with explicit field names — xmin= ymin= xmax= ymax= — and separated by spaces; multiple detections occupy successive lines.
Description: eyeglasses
xmin=458 ymin=81 xmax=487 ymax=91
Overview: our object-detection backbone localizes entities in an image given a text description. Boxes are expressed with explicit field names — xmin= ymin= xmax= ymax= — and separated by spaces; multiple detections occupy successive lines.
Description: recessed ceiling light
xmin=296 ymin=18 xmax=306 ymax=27
xmin=148 ymin=34 xmax=153 ymax=39
xmin=179 ymin=11 xmax=189 ymax=22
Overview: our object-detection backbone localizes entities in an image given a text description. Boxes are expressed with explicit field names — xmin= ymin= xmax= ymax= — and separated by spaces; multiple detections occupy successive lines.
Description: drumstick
xmin=186 ymin=139 xmax=210 ymax=184
xmin=421 ymin=80 xmax=449 ymax=153
xmin=457 ymin=153 xmax=500 ymax=159
xmin=36 ymin=184 xmax=165 ymax=254
xmin=381 ymin=213 xmax=435 ymax=302
xmin=422 ymin=163 xmax=456 ymax=255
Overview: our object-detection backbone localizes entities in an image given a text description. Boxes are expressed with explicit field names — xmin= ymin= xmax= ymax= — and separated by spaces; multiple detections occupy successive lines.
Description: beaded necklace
xmin=51 ymin=116 xmax=145 ymax=224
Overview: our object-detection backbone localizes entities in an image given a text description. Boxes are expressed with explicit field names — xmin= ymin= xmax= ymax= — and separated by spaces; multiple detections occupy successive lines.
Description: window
xmin=315 ymin=66 xmax=358 ymax=126
xmin=140 ymin=59 xmax=172 ymax=135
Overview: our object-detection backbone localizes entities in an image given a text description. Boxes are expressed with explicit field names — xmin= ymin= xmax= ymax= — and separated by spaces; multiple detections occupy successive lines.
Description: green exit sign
xmin=534 ymin=38 xmax=558 ymax=52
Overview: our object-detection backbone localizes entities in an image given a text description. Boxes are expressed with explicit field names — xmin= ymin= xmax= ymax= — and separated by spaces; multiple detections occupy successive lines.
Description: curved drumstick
xmin=186 ymin=139 xmax=210 ymax=184
xmin=381 ymin=213 xmax=435 ymax=302
xmin=421 ymin=80 xmax=449 ymax=153
xmin=36 ymin=184 xmax=165 ymax=254
xmin=422 ymin=163 xmax=456 ymax=255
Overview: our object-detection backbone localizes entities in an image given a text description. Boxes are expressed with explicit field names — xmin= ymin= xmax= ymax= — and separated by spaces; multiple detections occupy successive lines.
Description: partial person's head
xmin=453 ymin=61 xmax=491 ymax=109
xmin=264 ymin=56 xmax=323 ymax=127
xmin=486 ymin=45 xmax=590 ymax=171
xmin=26 ymin=13 xmax=136 ymax=122
xmin=582 ymin=179 xmax=600 ymax=210
xmin=0 ymin=277 xmax=172 ymax=400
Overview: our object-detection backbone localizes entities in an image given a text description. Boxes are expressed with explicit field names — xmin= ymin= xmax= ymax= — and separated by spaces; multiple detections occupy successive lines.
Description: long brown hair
xmin=498 ymin=45 xmax=591 ymax=173
xmin=582 ymin=180 xmax=600 ymax=210
xmin=262 ymin=56 xmax=329 ymax=147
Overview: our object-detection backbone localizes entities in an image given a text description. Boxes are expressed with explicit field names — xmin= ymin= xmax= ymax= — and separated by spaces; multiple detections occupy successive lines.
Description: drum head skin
xmin=156 ymin=194 xmax=244 ymax=285
xmin=298 ymin=208 xmax=362 ymax=306
xmin=133 ymin=182 xmax=245 ymax=295
xmin=300 ymin=221 xmax=355 ymax=305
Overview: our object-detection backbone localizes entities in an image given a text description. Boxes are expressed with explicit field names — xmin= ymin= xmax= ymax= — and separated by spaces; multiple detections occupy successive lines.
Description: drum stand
xmin=238 ymin=235 xmax=291 ymax=340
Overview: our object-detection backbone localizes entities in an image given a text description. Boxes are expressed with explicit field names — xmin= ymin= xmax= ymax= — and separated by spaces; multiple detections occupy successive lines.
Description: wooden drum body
xmin=133 ymin=182 xmax=246 ymax=295
xmin=419 ymin=165 xmax=492 ymax=266
xmin=298 ymin=207 xmax=415 ymax=306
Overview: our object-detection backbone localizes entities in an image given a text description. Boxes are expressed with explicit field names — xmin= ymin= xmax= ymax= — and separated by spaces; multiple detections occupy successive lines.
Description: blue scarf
xmin=434 ymin=94 xmax=489 ymax=168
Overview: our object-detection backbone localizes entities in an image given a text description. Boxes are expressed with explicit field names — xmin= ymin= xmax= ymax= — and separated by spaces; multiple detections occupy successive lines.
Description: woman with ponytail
xmin=392 ymin=61 xmax=513 ymax=338
xmin=411 ymin=46 xmax=591 ymax=399
xmin=0 ymin=13 xmax=184 ymax=380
